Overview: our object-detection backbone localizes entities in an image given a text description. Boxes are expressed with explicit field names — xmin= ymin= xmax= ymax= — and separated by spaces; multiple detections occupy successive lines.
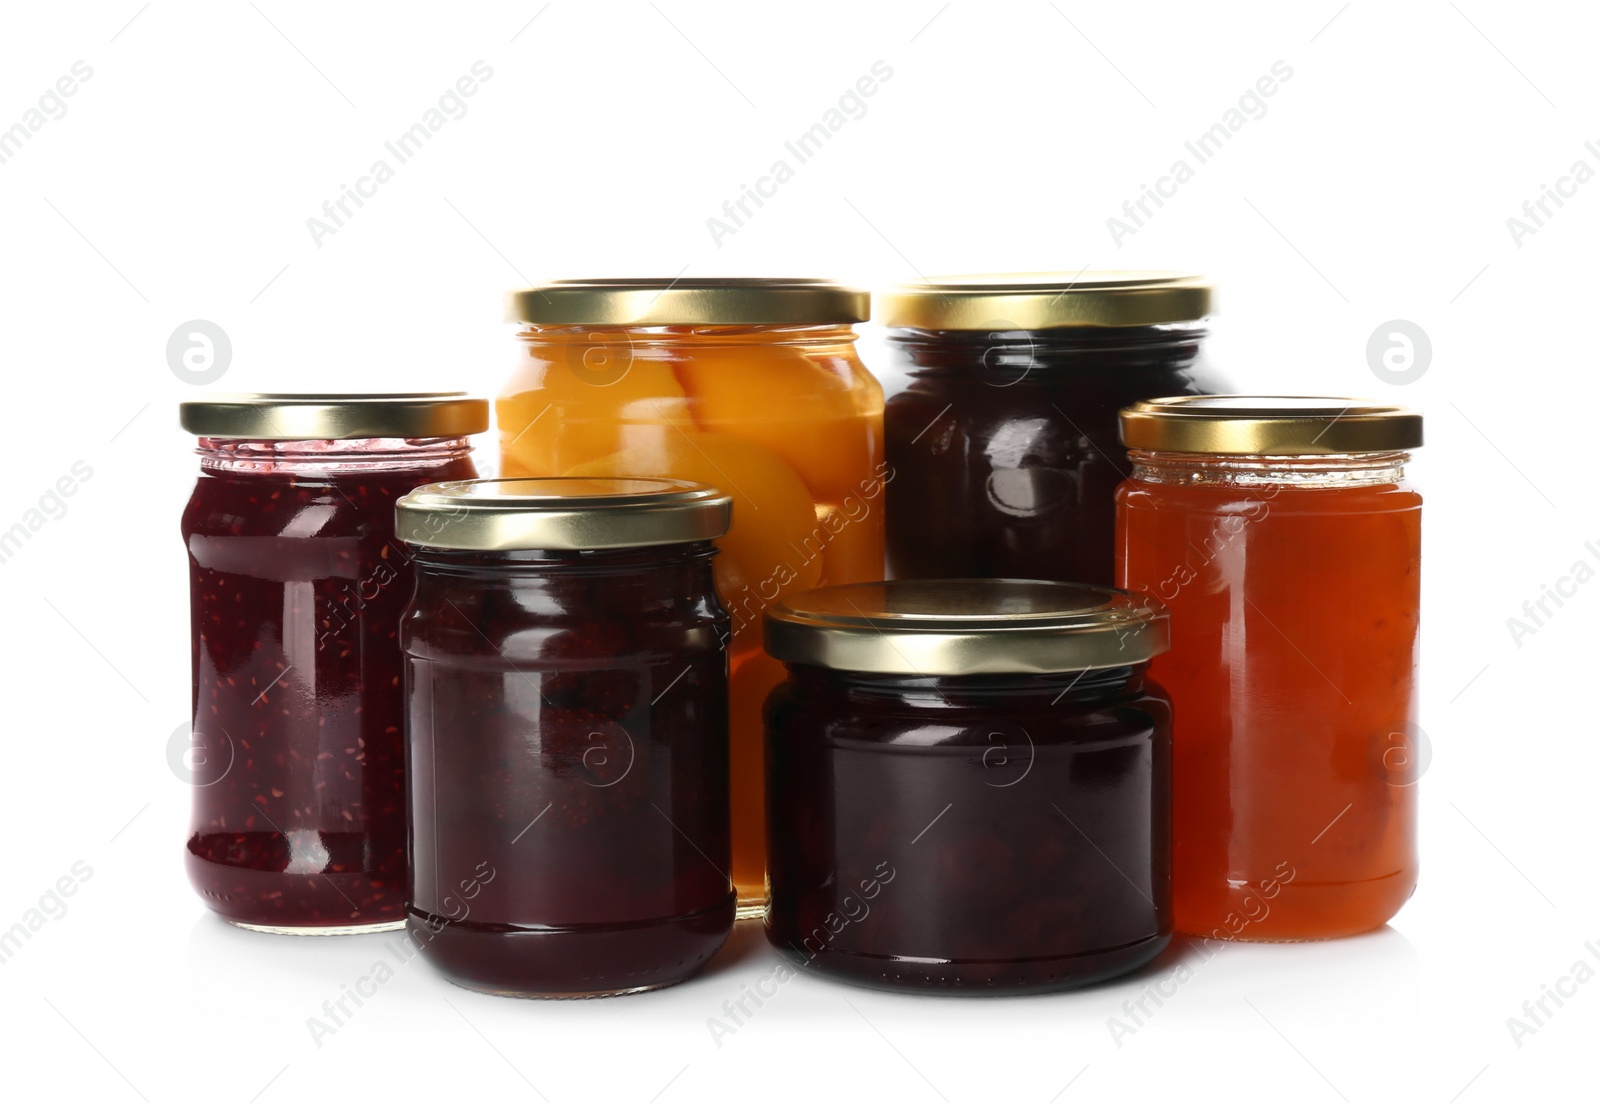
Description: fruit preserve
xmin=497 ymin=278 xmax=885 ymax=916
xmin=179 ymin=393 xmax=486 ymax=933
xmin=880 ymin=273 xmax=1224 ymax=587
xmin=1115 ymin=397 xmax=1424 ymax=941
xmin=763 ymin=580 xmax=1173 ymax=995
xmin=397 ymin=477 xmax=735 ymax=997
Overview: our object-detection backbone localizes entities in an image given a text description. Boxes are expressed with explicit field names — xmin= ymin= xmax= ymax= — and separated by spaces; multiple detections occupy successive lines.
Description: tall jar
xmin=397 ymin=477 xmax=735 ymax=997
xmin=763 ymin=580 xmax=1173 ymax=994
xmin=880 ymin=273 xmax=1225 ymax=586
xmin=1114 ymin=396 xmax=1424 ymax=941
xmin=497 ymin=278 xmax=886 ymax=915
xmin=178 ymin=393 xmax=486 ymax=933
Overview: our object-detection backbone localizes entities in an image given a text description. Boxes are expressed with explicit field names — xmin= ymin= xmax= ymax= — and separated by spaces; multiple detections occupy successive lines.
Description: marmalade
xmin=1115 ymin=397 xmax=1423 ymax=941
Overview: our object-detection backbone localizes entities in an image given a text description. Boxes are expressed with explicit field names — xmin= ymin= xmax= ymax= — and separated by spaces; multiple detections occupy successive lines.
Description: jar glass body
xmin=497 ymin=323 xmax=886 ymax=913
xmin=181 ymin=436 xmax=477 ymax=933
xmin=1115 ymin=451 xmax=1422 ymax=940
xmin=764 ymin=664 xmax=1172 ymax=994
xmin=403 ymin=541 xmax=734 ymax=997
xmin=884 ymin=323 xmax=1223 ymax=586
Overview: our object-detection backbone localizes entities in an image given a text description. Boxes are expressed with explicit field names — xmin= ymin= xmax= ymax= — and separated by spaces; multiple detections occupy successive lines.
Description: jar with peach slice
xmin=500 ymin=279 xmax=883 ymax=916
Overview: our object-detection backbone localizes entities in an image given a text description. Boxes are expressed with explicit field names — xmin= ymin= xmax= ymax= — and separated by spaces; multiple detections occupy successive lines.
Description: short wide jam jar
xmin=880 ymin=273 xmax=1225 ymax=587
xmin=179 ymin=393 xmax=486 ymax=933
xmin=1115 ymin=397 xmax=1424 ymax=941
xmin=764 ymin=580 xmax=1173 ymax=995
xmin=397 ymin=477 xmax=736 ymax=997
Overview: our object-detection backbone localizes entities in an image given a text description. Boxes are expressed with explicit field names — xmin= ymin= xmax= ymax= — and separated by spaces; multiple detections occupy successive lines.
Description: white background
xmin=0 ymin=2 xmax=1593 ymax=1103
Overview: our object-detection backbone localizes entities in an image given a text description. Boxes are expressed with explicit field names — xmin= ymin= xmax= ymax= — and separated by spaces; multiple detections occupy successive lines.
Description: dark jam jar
xmin=179 ymin=393 xmax=487 ymax=933
xmin=764 ymin=579 xmax=1172 ymax=995
xmin=880 ymin=273 xmax=1225 ymax=586
xmin=397 ymin=477 xmax=736 ymax=998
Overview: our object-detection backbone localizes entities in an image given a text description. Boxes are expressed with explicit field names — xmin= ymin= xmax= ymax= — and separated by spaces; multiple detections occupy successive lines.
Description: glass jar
xmin=1115 ymin=396 xmax=1424 ymax=941
xmin=497 ymin=278 xmax=886 ymax=916
xmin=763 ymin=580 xmax=1173 ymax=994
xmin=880 ymin=273 xmax=1225 ymax=586
xmin=178 ymin=393 xmax=487 ymax=933
xmin=397 ymin=477 xmax=735 ymax=997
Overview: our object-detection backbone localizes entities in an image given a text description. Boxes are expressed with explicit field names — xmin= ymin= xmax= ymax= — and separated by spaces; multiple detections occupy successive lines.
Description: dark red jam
xmin=884 ymin=324 xmax=1223 ymax=585
xmin=182 ymin=439 xmax=476 ymax=931
xmin=765 ymin=664 xmax=1172 ymax=995
xmin=403 ymin=540 xmax=735 ymax=997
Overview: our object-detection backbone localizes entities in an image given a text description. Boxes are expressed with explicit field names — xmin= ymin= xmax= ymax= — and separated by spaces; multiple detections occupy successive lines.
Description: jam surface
xmin=403 ymin=543 xmax=735 ymax=996
xmin=764 ymin=666 xmax=1172 ymax=994
xmin=884 ymin=326 xmax=1221 ymax=586
xmin=1116 ymin=477 xmax=1422 ymax=940
xmin=183 ymin=447 xmax=475 ymax=930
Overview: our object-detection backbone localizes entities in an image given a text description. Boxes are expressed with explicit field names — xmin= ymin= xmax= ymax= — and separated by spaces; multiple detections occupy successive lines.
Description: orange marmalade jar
xmin=1114 ymin=397 xmax=1423 ymax=941
xmin=498 ymin=279 xmax=886 ymax=916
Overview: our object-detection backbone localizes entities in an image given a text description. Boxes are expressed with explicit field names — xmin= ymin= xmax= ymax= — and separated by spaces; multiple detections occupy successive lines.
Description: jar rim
xmin=765 ymin=579 xmax=1169 ymax=675
xmin=396 ymin=477 xmax=732 ymax=552
xmin=1120 ymin=395 xmax=1423 ymax=455
xmin=876 ymin=271 xmax=1211 ymax=330
xmin=180 ymin=393 xmax=488 ymax=441
xmin=506 ymin=278 xmax=868 ymax=327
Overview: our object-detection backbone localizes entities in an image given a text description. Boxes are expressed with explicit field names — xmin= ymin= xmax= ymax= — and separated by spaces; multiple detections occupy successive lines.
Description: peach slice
xmin=497 ymin=346 xmax=694 ymax=477
xmin=563 ymin=430 xmax=824 ymax=609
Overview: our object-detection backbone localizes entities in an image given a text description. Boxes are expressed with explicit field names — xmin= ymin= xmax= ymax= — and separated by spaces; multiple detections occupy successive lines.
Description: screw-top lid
xmin=1119 ymin=396 xmax=1424 ymax=455
xmin=765 ymin=579 xmax=1168 ymax=676
xmin=179 ymin=393 xmax=489 ymax=441
xmin=395 ymin=477 xmax=732 ymax=552
xmin=876 ymin=272 xmax=1211 ymax=330
xmin=506 ymin=278 xmax=869 ymax=327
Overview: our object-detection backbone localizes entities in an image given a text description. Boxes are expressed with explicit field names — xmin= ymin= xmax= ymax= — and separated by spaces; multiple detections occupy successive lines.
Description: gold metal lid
xmin=876 ymin=271 xmax=1211 ymax=330
xmin=395 ymin=477 xmax=731 ymax=552
xmin=506 ymin=278 xmax=869 ymax=327
xmin=179 ymin=393 xmax=489 ymax=441
xmin=765 ymin=579 xmax=1168 ymax=676
xmin=1119 ymin=396 xmax=1424 ymax=455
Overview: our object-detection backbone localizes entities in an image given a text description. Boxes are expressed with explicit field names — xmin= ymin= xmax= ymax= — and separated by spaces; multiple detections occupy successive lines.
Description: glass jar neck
xmin=406 ymin=540 xmax=718 ymax=576
xmin=196 ymin=436 xmax=473 ymax=475
xmin=783 ymin=662 xmax=1146 ymax=708
xmin=889 ymin=321 xmax=1206 ymax=378
xmin=1128 ymin=449 xmax=1411 ymax=488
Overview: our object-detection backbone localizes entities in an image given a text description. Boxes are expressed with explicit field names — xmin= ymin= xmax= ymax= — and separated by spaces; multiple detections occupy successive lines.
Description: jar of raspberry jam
xmin=179 ymin=393 xmax=487 ymax=934
xmin=763 ymin=579 xmax=1173 ymax=994
xmin=879 ymin=273 xmax=1226 ymax=586
xmin=396 ymin=477 xmax=736 ymax=997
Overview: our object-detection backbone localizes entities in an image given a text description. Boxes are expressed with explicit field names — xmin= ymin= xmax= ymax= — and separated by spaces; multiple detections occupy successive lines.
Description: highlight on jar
xmin=395 ymin=476 xmax=736 ymax=998
xmin=178 ymin=393 xmax=489 ymax=934
xmin=1114 ymin=396 xmax=1424 ymax=942
xmin=878 ymin=272 xmax=1226 ymax=587
xmin=763 ymin=579 xmax=1174 ymax=995
xmin=495 ymin=278 xmax=886 ymax=917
